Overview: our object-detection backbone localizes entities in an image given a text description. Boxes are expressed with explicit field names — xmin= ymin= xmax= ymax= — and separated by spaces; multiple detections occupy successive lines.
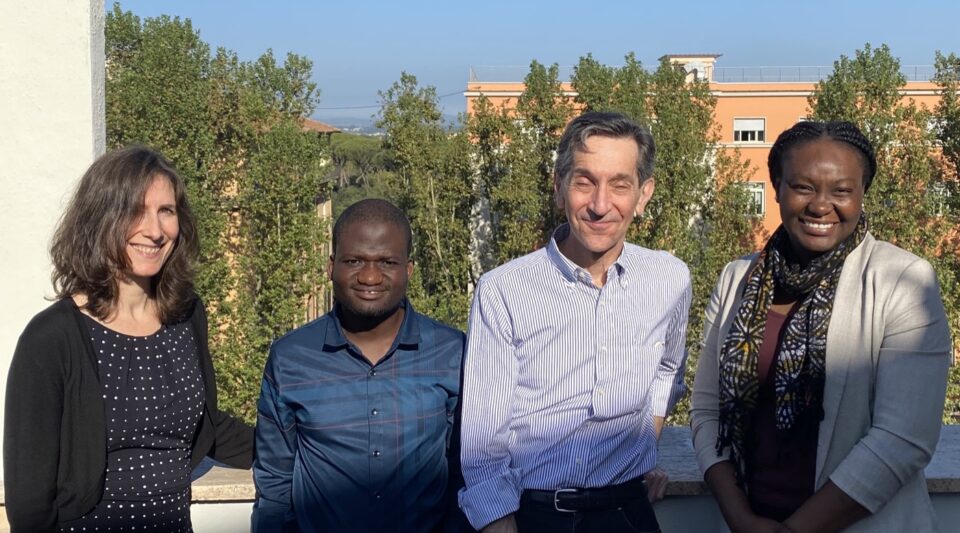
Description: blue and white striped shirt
xmin=458 ymin=225 xmax=692 ymax=529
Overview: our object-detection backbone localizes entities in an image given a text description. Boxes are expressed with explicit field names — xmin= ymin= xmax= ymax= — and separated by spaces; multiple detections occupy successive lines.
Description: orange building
xmin=464 ymin=55 xmax=942 ymax=235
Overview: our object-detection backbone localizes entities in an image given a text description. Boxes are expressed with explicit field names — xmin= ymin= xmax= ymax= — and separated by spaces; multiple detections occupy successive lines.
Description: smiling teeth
xmin=802 ymin=221 xmax=833 ymax=230
xmin=132 ymin=244 xmax=161 ymax=255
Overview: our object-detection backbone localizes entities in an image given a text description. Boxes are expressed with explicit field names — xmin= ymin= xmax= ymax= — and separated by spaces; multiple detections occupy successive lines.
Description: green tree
xmin=328 ymin=133 xmax=390 ymax=188
xmin=468 ymin=62 xmax=575 ymax=266
xmin=573 ymin=52 xmax=649 ymax=124
xmin=377 ymin=73 xmax=476 ymax=327
xmin=105 ymin=4 xmax=330 ymax=421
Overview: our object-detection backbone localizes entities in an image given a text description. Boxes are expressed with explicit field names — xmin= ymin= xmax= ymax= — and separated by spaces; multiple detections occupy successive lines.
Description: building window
xmin=929 ymin=181 xmax=955 ymax=216
xmin=734 ymin=118 xmax=766 ymax=143
xmin=744 ymin=182 xmax=765 ymax=216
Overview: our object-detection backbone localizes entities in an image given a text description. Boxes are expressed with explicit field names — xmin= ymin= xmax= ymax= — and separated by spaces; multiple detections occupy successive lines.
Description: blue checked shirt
xmin=458 ymin=225 xmax=692 ymax=529
xmin=252 ymin=300 xmax=464 ymax=532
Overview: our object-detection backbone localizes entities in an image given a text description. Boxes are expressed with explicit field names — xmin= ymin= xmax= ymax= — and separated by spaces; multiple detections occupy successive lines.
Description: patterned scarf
xmin=716 ymin=214 xmax=868 ymax=480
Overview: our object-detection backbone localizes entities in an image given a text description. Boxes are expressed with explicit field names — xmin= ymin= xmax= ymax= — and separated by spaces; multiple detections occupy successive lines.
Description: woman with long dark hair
xmin=691 ymin=121 xmax=951 ymax=532
xmin=4 ymin=146 xmax=253 ymax=532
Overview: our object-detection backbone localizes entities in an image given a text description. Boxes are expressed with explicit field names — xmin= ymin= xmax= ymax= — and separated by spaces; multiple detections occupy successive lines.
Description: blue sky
xmin=118 ymin=1 xmax=960 ymax=123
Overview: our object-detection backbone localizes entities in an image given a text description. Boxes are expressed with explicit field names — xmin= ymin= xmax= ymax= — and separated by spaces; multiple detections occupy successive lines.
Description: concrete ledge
xmin=1 ymin=425 xmax=959 ymax=504
xmin=191 ymin=467 xmax=255 ymax=502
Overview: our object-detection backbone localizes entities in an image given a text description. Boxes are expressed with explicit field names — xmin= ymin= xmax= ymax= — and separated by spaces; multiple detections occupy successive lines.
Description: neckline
xmin=81 ymin=312 xmax=165 ymax=339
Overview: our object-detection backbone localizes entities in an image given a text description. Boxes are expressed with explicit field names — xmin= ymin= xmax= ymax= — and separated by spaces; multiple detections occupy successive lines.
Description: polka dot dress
xmin=58 ymin=317 xmax=205 ymax=532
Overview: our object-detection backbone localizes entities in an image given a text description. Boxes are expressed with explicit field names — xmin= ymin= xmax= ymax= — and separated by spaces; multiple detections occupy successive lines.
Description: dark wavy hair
xmin=50 ymin=146 xmax=199 ymax=323
xmin=768 ymin=120 xmax=877 ymax=192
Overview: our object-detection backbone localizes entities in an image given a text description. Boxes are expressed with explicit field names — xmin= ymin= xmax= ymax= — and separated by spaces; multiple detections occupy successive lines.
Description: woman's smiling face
xmin=776 ymin=138 xmax=865 ymax=263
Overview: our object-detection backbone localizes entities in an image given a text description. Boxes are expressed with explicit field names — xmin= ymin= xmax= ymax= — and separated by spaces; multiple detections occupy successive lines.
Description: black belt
xmin=520 ymin=477 xmax=648 ymax=513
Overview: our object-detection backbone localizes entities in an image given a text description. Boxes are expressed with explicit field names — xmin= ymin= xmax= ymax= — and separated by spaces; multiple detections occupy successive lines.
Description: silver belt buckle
xmin=553 ymin=488 xmax=579 ymax=513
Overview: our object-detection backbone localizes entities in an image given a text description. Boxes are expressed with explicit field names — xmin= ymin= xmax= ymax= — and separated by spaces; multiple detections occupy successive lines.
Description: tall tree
xmin=471 ymin=62 xmax=575 ymax=265
xmin=512 ymin=62 xmax=576 ymax=244
xmin=377 ymin=73 xmax=476 ymax=327
xmin=105 ymin=4 xmax=330 ymax=421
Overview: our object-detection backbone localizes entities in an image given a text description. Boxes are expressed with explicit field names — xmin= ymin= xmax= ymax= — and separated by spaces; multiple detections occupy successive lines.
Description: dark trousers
xmin=515 ymin=491 xmax=660 ymax=533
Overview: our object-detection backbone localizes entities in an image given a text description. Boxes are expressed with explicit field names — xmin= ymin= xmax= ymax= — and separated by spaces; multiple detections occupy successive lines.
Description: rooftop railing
xmin=469 ymin=65 xmax=938 ymax=84
xmin=712 ymin=65 xmax=937 ymax=83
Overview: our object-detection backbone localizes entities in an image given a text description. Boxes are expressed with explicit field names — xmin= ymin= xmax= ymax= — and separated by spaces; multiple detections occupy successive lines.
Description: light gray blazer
xmin=691 ymin=233 xmax=952 ymax=532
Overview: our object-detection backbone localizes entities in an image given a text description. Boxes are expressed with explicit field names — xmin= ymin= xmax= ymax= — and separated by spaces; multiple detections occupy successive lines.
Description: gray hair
xmin=554 ymin=111 xmax=655 ymax=190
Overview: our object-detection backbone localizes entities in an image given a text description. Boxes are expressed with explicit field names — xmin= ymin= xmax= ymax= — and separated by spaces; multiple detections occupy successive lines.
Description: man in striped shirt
xmin=459 ymin=112 xmax=692 ymax=533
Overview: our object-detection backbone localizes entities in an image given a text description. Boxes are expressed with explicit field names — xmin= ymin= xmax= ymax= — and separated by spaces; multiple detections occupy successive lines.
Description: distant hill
xmin=314 ymin=114 xmax=462 ymax=136
xmin=316 ymin=116 xmax=381 ymax=135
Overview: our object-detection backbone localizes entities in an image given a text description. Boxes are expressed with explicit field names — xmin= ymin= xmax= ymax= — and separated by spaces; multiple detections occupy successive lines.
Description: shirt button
xmin=372 ymin=450 xmax=381 ymax=457
xmin=374 ymin=492 xmax=382 ymax=500
xmin=369 ymin=369 xmax=377 ymax=376
xmin=371 ymin=409 xmax=379 ymax=416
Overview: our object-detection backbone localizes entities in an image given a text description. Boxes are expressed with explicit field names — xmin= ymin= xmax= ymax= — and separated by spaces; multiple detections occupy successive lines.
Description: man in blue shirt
xmin=252 ymin=199 xmax=465 ymax=532
xmin=459 ymin=112 xmax=692 ymax=533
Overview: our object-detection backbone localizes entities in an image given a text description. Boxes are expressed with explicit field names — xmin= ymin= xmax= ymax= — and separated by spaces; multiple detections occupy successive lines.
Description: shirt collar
xmin=322 ymin=297 xmax=420 ymax=352
xmin=546 ymin=223 xmax=629 ymax=287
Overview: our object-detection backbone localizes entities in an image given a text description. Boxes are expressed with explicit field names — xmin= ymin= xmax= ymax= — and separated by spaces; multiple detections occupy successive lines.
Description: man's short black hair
xmin=332 ymin=198 xmax=412 ymax=256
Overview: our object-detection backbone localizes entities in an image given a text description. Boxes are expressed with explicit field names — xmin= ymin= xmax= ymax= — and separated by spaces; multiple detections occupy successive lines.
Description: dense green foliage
xmin=376 ymin=74 xmax=476 ymax=328
xmin=106 ymin=5 xmax=330 ymax=422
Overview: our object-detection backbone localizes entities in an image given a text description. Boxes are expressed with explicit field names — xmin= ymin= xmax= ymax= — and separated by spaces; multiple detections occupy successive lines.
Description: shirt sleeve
xmin=646 ymin=263 xmax=693 ymax=418
xmin=457 ymin=279 xmax=523 ymax=530
xmin=828 ymin=258 xmax=952 ymax=512
xmin=251 ymin=348 xmax=300 ymax=532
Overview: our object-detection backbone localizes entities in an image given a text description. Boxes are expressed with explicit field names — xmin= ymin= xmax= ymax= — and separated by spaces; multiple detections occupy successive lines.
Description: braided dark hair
xmin=768 ymin=120 xmax=877 ymax=192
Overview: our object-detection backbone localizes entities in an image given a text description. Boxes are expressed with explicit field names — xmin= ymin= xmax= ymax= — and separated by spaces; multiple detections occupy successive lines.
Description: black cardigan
xmin=3 ymin=297 xmax=254 ymax=532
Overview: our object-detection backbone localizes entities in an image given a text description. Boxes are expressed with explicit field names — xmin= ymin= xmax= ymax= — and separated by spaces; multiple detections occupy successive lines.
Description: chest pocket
xmin=593 ymin=340 xmax=666 ymax=419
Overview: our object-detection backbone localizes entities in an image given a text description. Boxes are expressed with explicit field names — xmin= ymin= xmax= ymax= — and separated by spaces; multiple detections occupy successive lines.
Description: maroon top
xmin=746 ymin=308 xmax=819 ymax=519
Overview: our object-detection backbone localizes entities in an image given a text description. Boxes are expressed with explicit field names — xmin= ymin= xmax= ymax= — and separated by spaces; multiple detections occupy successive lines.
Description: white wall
xmin=0 ymin=0 xmax=105 ymax=479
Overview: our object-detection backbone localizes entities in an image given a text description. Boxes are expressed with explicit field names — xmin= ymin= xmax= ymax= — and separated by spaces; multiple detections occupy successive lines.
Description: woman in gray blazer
xmin=691 ymin=121 xmax=952 ymax=533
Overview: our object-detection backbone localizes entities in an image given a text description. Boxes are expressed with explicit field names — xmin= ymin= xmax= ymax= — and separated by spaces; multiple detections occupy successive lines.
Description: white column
xmin=0 ymin=0 xmax=106 ymax=479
